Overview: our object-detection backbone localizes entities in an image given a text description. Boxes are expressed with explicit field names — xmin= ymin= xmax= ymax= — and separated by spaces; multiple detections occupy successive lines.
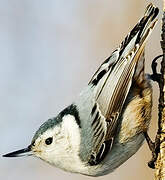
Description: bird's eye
xmin=45 ymin=137 xmax=53 ymax=145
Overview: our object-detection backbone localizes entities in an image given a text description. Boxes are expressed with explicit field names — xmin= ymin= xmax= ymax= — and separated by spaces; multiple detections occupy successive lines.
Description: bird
xmin=3 ymin=4 xmax=159 ymax=177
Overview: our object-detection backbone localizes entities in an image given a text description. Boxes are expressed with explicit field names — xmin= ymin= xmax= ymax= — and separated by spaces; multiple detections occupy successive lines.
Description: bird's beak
xmin=3 ymin=145 xmax=32 ymax=157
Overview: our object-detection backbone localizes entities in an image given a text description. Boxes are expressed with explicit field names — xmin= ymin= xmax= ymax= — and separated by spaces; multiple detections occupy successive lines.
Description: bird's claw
xmin=144 ymin=132 xmax=161 ymax=169
xmin=150 ymin=55 xmax=163 ymax=84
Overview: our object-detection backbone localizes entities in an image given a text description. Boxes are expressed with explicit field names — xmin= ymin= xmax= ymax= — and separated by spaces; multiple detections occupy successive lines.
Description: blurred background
xmin=0 ymin=0 xmax=162 ymax=179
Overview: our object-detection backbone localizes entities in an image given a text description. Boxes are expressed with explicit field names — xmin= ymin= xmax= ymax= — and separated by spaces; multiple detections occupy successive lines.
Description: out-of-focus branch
xmin=154 ymin=2 xmax=165 ymax=180
xmin=163 ymin=0 xmax=165 ymax=11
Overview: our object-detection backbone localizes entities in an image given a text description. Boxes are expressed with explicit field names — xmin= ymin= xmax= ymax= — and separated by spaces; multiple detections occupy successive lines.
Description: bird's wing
xmin=78 ymin=4 xmax=158 ymax=165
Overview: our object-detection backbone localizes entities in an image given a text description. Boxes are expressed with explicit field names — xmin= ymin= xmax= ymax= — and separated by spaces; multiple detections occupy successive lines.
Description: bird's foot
xmin=150 ymin=55 xmax=163 ymax=84
xmin=144 ymin=132 xmax=161 ymax=169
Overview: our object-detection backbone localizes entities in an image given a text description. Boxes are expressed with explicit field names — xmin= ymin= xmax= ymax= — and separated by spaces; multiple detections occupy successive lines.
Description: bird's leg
xmin=144 ymin=55 xmax=163 ymax=169
xmin=150 ymin=55 xmax=163 ymax=84
xmin=144 ymin=131 xmax=155 ymax=152
xmin=144 ymin=132 xmax=160 ymax=169
xmin=143 ymin=131 xmax=165 ymax=169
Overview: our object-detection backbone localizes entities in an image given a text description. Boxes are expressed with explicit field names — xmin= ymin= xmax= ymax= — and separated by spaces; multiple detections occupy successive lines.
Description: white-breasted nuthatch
xmin=3 ymin=4 xmax=159 ymax=177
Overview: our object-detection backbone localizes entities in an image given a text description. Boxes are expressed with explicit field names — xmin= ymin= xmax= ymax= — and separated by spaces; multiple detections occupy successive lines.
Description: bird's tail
xmin=89 ymin=4 xmax=158 ymax=87
xmin=119 ymin=3 xmax=159 ymax=59
xmin=120 ymin=3 xmax=159 ymax=84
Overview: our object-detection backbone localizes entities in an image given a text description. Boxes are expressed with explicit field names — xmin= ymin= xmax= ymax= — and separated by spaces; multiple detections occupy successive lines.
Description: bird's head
xmin=3 ymin=110 xmax=83 ymax=173
xmin=3 ymin=117 xmax=62 ymax=162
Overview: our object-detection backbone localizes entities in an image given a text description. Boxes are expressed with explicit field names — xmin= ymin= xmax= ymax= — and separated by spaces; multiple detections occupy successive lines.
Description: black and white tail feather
xmin=77 ymin=3 xmax=159 ymax=165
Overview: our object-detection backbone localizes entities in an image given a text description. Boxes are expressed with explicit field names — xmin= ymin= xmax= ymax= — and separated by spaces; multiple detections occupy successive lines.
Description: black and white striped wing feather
xmin=82 ymin=4 xmax=158 ymax=165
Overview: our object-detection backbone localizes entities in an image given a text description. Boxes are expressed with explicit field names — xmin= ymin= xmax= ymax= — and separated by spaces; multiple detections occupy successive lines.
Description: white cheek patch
xmin=34 ymin=115 xmax=86 ymax=173
xmin=61 ymin=115 xmax=81 ymax=151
